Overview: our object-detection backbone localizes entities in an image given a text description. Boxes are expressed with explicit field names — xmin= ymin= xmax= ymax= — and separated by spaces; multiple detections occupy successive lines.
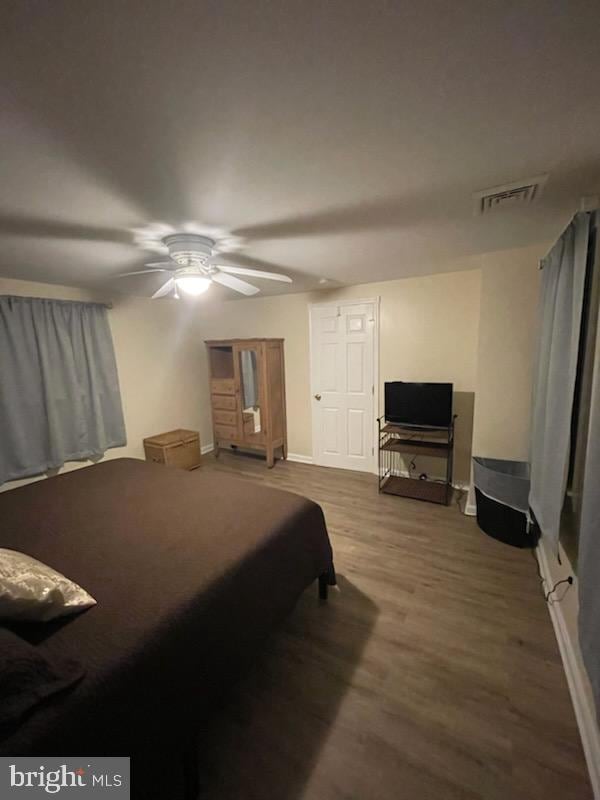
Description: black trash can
xmin=472 ymin=458 xmax=537 ymax=548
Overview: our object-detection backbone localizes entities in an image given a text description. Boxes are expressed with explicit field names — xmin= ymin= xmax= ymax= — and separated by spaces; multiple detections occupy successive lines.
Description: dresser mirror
xmin=239 ymin=349 xmax=261 ymax=435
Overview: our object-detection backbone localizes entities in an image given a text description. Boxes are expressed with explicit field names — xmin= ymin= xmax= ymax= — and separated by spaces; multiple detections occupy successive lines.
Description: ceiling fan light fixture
xmin=120 ymin=230 xmax=291 ymax=298
xmin=175 ymin=275 xmax=211 ymax=296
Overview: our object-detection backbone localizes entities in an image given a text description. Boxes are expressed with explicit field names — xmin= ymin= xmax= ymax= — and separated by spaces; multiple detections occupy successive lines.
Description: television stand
xmin=377 ymin=417 xmax=456 ymax=505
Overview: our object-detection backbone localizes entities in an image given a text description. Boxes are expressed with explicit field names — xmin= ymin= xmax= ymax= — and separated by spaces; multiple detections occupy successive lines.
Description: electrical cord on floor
xmin=530 ymin=545 xmax=574 ymax=603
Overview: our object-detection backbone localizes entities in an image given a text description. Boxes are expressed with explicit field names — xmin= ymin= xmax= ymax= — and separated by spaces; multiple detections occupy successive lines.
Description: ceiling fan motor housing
xmin=125 ymin=231 xmax=291 ymax=297
xmin=163 ymin=233 xmax=215 ymax=266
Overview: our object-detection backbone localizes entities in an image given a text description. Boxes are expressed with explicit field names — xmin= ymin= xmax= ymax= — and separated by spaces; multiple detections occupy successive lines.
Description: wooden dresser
xmin=205 ymin=338 xmax=287 ymax=467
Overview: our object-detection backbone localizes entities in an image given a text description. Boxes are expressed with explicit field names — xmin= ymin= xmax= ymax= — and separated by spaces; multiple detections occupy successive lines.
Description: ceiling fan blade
xmin=152 ymin=278 xmax=175 ymax=299
xmin=118 ymin=268 xmax=170 ymax=277
xmin=212 ymin=272 xmax=260 ymax=296
xmin=215 ymin=265 xmax=292 ymax=283
xmin=0 ymin=213 xmax=131 ymax=244
xmin=231 ymin=196 xmax=421 ymax=241
xmin=145 ymin=261 xmax=174 ymax=268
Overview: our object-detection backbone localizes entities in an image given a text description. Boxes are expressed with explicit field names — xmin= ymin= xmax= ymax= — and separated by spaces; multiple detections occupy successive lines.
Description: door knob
xmin=314 ymin=393 xmax=322 ymax=401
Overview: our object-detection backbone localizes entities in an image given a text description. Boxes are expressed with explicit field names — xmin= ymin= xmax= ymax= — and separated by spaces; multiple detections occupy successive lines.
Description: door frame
xmin=309 ymin=296 xmax=380 ymax=474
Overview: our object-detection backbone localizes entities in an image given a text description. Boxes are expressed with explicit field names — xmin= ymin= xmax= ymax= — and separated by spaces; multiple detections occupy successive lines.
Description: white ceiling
xmin=1 ymin=0 xmax=599 ymax=299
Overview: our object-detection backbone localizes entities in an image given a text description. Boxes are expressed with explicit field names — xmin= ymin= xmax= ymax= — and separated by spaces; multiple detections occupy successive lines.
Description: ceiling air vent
xmin=473 ymin=174 xmax=548 ymax=215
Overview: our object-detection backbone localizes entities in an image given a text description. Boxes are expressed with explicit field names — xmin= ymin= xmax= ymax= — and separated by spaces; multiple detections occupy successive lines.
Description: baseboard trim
xmin=464 ymin=484 xmax=477 ymax=516
xmin=286 ymin=452 xmax=314 ymax=465
xmin=201 ymin=445 xmax=313 ymax=465
xmin=464 ymin=501 xmax=477 ymax=517
xmin=537 ymin=541 xmax=600 ymax=799
xmin=452 ymin=481 xmax=471 ymax=493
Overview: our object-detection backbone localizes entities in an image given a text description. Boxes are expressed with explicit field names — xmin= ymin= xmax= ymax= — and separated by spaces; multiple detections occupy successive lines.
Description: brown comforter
xmin=0 ymin=458 xmax=333 ymax=769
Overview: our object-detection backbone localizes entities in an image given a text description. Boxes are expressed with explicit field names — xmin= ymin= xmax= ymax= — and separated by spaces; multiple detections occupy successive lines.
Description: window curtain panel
xmin=528 ymin=212 xmax=590 ymax=551
xmin=0 ymin=296 xmax=126 ymax=484
xmin=578 ymin=288 xmax=600 ymax=720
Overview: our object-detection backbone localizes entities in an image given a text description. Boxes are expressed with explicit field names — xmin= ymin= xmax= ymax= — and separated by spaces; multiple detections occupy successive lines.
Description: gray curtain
xmin=0 ymin=296 xmax=126 ymax=484
xmin=578 ymin=218 xmax=600 ymax=719
xmin=529 ymin=212 xmax=590 ymax=550
xmin=578 ymin=300 xmax=600 ymax=719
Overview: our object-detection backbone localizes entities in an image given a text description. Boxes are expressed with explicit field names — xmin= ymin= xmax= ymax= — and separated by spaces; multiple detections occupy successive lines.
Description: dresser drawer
xmin=214 ymin=423 xmax=239 ymax=442
xmin=211 ymin=378 xmax=236 ymax=396
xmin=212 ymin=394 xmax=237 ymax=411
xmin=213 ymin=409 xmax=237 ymax=426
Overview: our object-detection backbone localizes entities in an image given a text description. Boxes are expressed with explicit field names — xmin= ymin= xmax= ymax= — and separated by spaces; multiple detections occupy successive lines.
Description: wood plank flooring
xmin=196 ymin=451 xmax=591 ymax=800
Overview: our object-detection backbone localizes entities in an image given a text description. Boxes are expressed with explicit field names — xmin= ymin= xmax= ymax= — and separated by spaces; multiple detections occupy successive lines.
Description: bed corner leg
xmin=319 ymin=563 xmax=336 ymax=600
xmin=327 ymin=563 xmax=337 ymax=586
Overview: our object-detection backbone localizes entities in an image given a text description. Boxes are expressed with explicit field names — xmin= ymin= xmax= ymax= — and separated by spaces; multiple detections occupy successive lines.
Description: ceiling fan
xmin=119 ymin=233 xmax=292 ymax=299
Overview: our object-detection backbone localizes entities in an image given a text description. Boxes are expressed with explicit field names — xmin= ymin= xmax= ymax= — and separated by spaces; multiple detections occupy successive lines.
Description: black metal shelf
xmin=377 ymin=417 xmax=456 ymax=505
xmin=380 ymin=439 xmax=449 ymax=458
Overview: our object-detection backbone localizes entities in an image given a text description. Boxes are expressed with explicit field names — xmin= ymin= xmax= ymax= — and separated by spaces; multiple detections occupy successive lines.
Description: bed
xmin=0 ymin=458 xmax=334 ymax=794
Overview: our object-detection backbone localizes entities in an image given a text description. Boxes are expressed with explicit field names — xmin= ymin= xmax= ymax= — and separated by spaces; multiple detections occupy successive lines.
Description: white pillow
xmin=0 ymin=548 xmax=96 ymax=622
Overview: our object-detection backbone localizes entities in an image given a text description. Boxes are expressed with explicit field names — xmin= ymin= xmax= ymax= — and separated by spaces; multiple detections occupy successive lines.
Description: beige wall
xmin=471 ymin=244 xmax=546 ymax=461
xmin=0 ymin=277 xmax=206 ymax=491
xmin=194 ymin=267 xmax=482 ymax=483
xmin=1 ymin=242 xmax=544 ymax=492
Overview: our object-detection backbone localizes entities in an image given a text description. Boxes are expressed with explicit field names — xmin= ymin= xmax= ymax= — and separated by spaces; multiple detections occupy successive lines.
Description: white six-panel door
xmin=310 ymin=300 xmax=377 ymax=473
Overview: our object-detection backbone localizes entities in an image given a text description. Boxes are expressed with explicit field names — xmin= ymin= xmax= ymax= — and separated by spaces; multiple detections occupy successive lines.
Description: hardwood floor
xmin=197 ymin=451 xmax=591 ymax=800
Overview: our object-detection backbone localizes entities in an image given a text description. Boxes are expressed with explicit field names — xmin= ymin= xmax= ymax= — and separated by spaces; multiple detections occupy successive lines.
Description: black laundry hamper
xmin=472 ymin=457 xmax=537 ymax=548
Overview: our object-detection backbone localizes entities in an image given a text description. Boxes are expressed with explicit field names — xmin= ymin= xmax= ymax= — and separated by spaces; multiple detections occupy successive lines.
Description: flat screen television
xmin=385 ymin=382 xmax=453 ymax=428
